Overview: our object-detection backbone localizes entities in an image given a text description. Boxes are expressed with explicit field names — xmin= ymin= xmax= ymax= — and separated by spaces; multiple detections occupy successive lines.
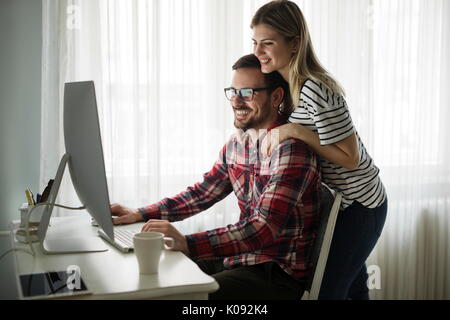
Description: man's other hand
xmin=141 ymin=219 xmax=189 ymax=255
xmin=110 ymin=203 xmax=144 ymax=225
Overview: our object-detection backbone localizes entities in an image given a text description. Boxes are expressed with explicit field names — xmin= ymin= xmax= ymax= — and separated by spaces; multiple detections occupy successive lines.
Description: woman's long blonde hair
xmin=251 ymin=0 xmax=344 ymax=112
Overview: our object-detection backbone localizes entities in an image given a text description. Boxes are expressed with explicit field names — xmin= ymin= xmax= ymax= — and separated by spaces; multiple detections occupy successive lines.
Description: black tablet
xmin=19 ymin=271 xmax=91 ymax=299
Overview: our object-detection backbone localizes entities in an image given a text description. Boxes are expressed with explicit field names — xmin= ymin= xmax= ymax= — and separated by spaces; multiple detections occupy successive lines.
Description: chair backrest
xmin=303 ymin=184 xmax=342 ymax=300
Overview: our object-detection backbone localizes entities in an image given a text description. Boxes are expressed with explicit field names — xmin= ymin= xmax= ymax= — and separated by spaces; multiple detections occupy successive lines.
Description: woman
xmin=251 ymin=0 xmax=387 ymax=300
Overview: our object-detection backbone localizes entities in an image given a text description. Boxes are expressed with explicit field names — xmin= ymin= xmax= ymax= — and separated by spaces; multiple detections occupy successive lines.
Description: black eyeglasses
xmin=224 ymin=87 xmax=273 ymax=102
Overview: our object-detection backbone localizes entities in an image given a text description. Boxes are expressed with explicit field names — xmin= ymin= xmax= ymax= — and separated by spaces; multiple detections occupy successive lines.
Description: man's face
xmin=230 ymin=68 xmax=275 ymax=131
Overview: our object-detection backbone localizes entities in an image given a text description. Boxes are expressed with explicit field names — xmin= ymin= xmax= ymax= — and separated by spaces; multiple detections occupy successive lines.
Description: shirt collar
xmin=235 ymin=115 xmax=288 ymax=147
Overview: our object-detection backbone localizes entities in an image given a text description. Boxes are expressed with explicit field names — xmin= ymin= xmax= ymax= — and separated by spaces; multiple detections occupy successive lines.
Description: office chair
xmin=301 ymin=184 xmax=342 ymax=300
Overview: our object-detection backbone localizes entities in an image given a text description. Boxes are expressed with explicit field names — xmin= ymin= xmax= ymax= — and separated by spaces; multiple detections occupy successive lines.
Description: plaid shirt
xmin=139 ymin=120 xmax=321 ymax=281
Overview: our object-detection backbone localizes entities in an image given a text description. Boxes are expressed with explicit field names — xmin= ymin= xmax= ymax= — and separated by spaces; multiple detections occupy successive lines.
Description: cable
xmin=0 ymin=248 xmax=33 ymax=262
xmin=52 ymin=204 xmax=86 ymax=211
xmin=0 ymin=202 xmax=86 ymax=263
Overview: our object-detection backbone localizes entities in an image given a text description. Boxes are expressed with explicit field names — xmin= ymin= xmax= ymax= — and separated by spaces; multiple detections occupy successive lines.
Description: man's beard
xmin=233 ymin=102 xmax=271 ymax=131
xmin=234 ymin=112 xmax=254 ymax=131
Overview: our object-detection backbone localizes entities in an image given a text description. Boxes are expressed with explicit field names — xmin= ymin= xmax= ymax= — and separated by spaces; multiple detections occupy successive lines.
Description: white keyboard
xmin=98 ymin=228 xmax=139 ymax=253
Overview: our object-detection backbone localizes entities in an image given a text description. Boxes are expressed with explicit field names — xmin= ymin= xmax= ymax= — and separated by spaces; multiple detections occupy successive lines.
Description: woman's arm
xmin=264 ymin=123 xmax=360 ymax=170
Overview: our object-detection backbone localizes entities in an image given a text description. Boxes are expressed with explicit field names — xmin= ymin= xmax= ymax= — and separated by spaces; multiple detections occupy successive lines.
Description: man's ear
xmin=271 ymin=87 xmax=284 ymax=109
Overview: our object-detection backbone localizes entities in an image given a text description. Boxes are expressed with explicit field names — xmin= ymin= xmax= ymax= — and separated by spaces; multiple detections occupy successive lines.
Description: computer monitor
xmin=37 ymin=81 xmax=114 ymax=254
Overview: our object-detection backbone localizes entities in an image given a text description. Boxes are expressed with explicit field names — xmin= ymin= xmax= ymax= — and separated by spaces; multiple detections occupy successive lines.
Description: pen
xmin=25 ymin=189 xmax=35 ymax=205
xmin=40 ymin=179 xmax=54 ymax=203
xmin=29 ymin=189 xmax=36 ymax=204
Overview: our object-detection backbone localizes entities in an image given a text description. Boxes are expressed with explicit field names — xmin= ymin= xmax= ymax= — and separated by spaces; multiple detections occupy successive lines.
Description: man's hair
xmin=232 ymin=54 xmax=293 ymax=115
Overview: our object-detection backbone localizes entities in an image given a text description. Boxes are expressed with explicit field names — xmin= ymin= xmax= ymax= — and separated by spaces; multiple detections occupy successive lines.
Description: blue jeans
xmin=318 ymin=198 xmax=388 ymax=300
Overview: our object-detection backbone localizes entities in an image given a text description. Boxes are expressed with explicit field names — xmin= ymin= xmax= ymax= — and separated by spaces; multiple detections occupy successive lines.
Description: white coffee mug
xmin=133 ymin=232 xmax=174 ymax=275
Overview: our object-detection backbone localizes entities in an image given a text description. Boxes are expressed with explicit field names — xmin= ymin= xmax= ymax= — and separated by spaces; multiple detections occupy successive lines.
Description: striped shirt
xmin=139 ymin=120 xmax=321 ymax=281
xmin=289 ymin=78 xmax=386 ymax=210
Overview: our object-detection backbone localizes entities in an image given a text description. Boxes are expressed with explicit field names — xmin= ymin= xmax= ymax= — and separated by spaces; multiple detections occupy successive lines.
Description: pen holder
xmin=19 ymin=203 xmax=45 ymax=228
xmin=16 ymin=203 xmax=45 ymax=243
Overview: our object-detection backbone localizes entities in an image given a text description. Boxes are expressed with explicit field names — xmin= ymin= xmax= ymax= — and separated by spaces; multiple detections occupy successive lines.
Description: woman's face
xmin=252 ymin=23 xmax=296 ymax=80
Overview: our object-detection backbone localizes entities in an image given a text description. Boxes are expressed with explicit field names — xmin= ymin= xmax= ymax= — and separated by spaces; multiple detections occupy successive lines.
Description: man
xmin=111 ymin=54 xmax=320 ymax=300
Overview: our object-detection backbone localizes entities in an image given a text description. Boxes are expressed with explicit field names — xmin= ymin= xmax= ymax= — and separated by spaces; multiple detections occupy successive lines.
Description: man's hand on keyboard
xmin=110 ymin=203 xmax=144 ymax=225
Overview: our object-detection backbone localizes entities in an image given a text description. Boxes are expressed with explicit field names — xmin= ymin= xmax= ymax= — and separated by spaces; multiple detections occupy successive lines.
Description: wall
xmin=0 ymin=0 xmax=42 ymax=299
xmin=0 ymin=0 xmax=42 ymax=230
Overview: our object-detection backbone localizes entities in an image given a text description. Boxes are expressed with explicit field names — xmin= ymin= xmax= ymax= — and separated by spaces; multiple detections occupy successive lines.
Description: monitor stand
xmin=36 ymin=153 xmax=108 ymax=254
xmin=41 ymin=237 xmax=108 ymax=254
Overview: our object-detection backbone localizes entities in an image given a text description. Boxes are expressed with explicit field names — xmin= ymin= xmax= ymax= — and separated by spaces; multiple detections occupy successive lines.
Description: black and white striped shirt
xmin=289 ymin=79 xmax=386 ymax=210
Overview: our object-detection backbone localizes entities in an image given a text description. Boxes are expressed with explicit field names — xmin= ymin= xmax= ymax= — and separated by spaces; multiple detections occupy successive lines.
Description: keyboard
xmin=98 ymin=228 xmax=139 ymax=253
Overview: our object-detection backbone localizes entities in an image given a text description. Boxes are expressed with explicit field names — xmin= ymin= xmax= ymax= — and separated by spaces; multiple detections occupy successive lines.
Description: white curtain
xmin=41 ymin=0 xmax=450 ymax=299
xmin=371 ymin=0 xmax=450 ymax=300
xmin=303 ymin=0 xmax=450 ymax=300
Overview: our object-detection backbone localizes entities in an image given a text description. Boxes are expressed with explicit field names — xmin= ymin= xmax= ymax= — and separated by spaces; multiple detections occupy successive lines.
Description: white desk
xmin=9 ymin=215 xmax=219 ymax=300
